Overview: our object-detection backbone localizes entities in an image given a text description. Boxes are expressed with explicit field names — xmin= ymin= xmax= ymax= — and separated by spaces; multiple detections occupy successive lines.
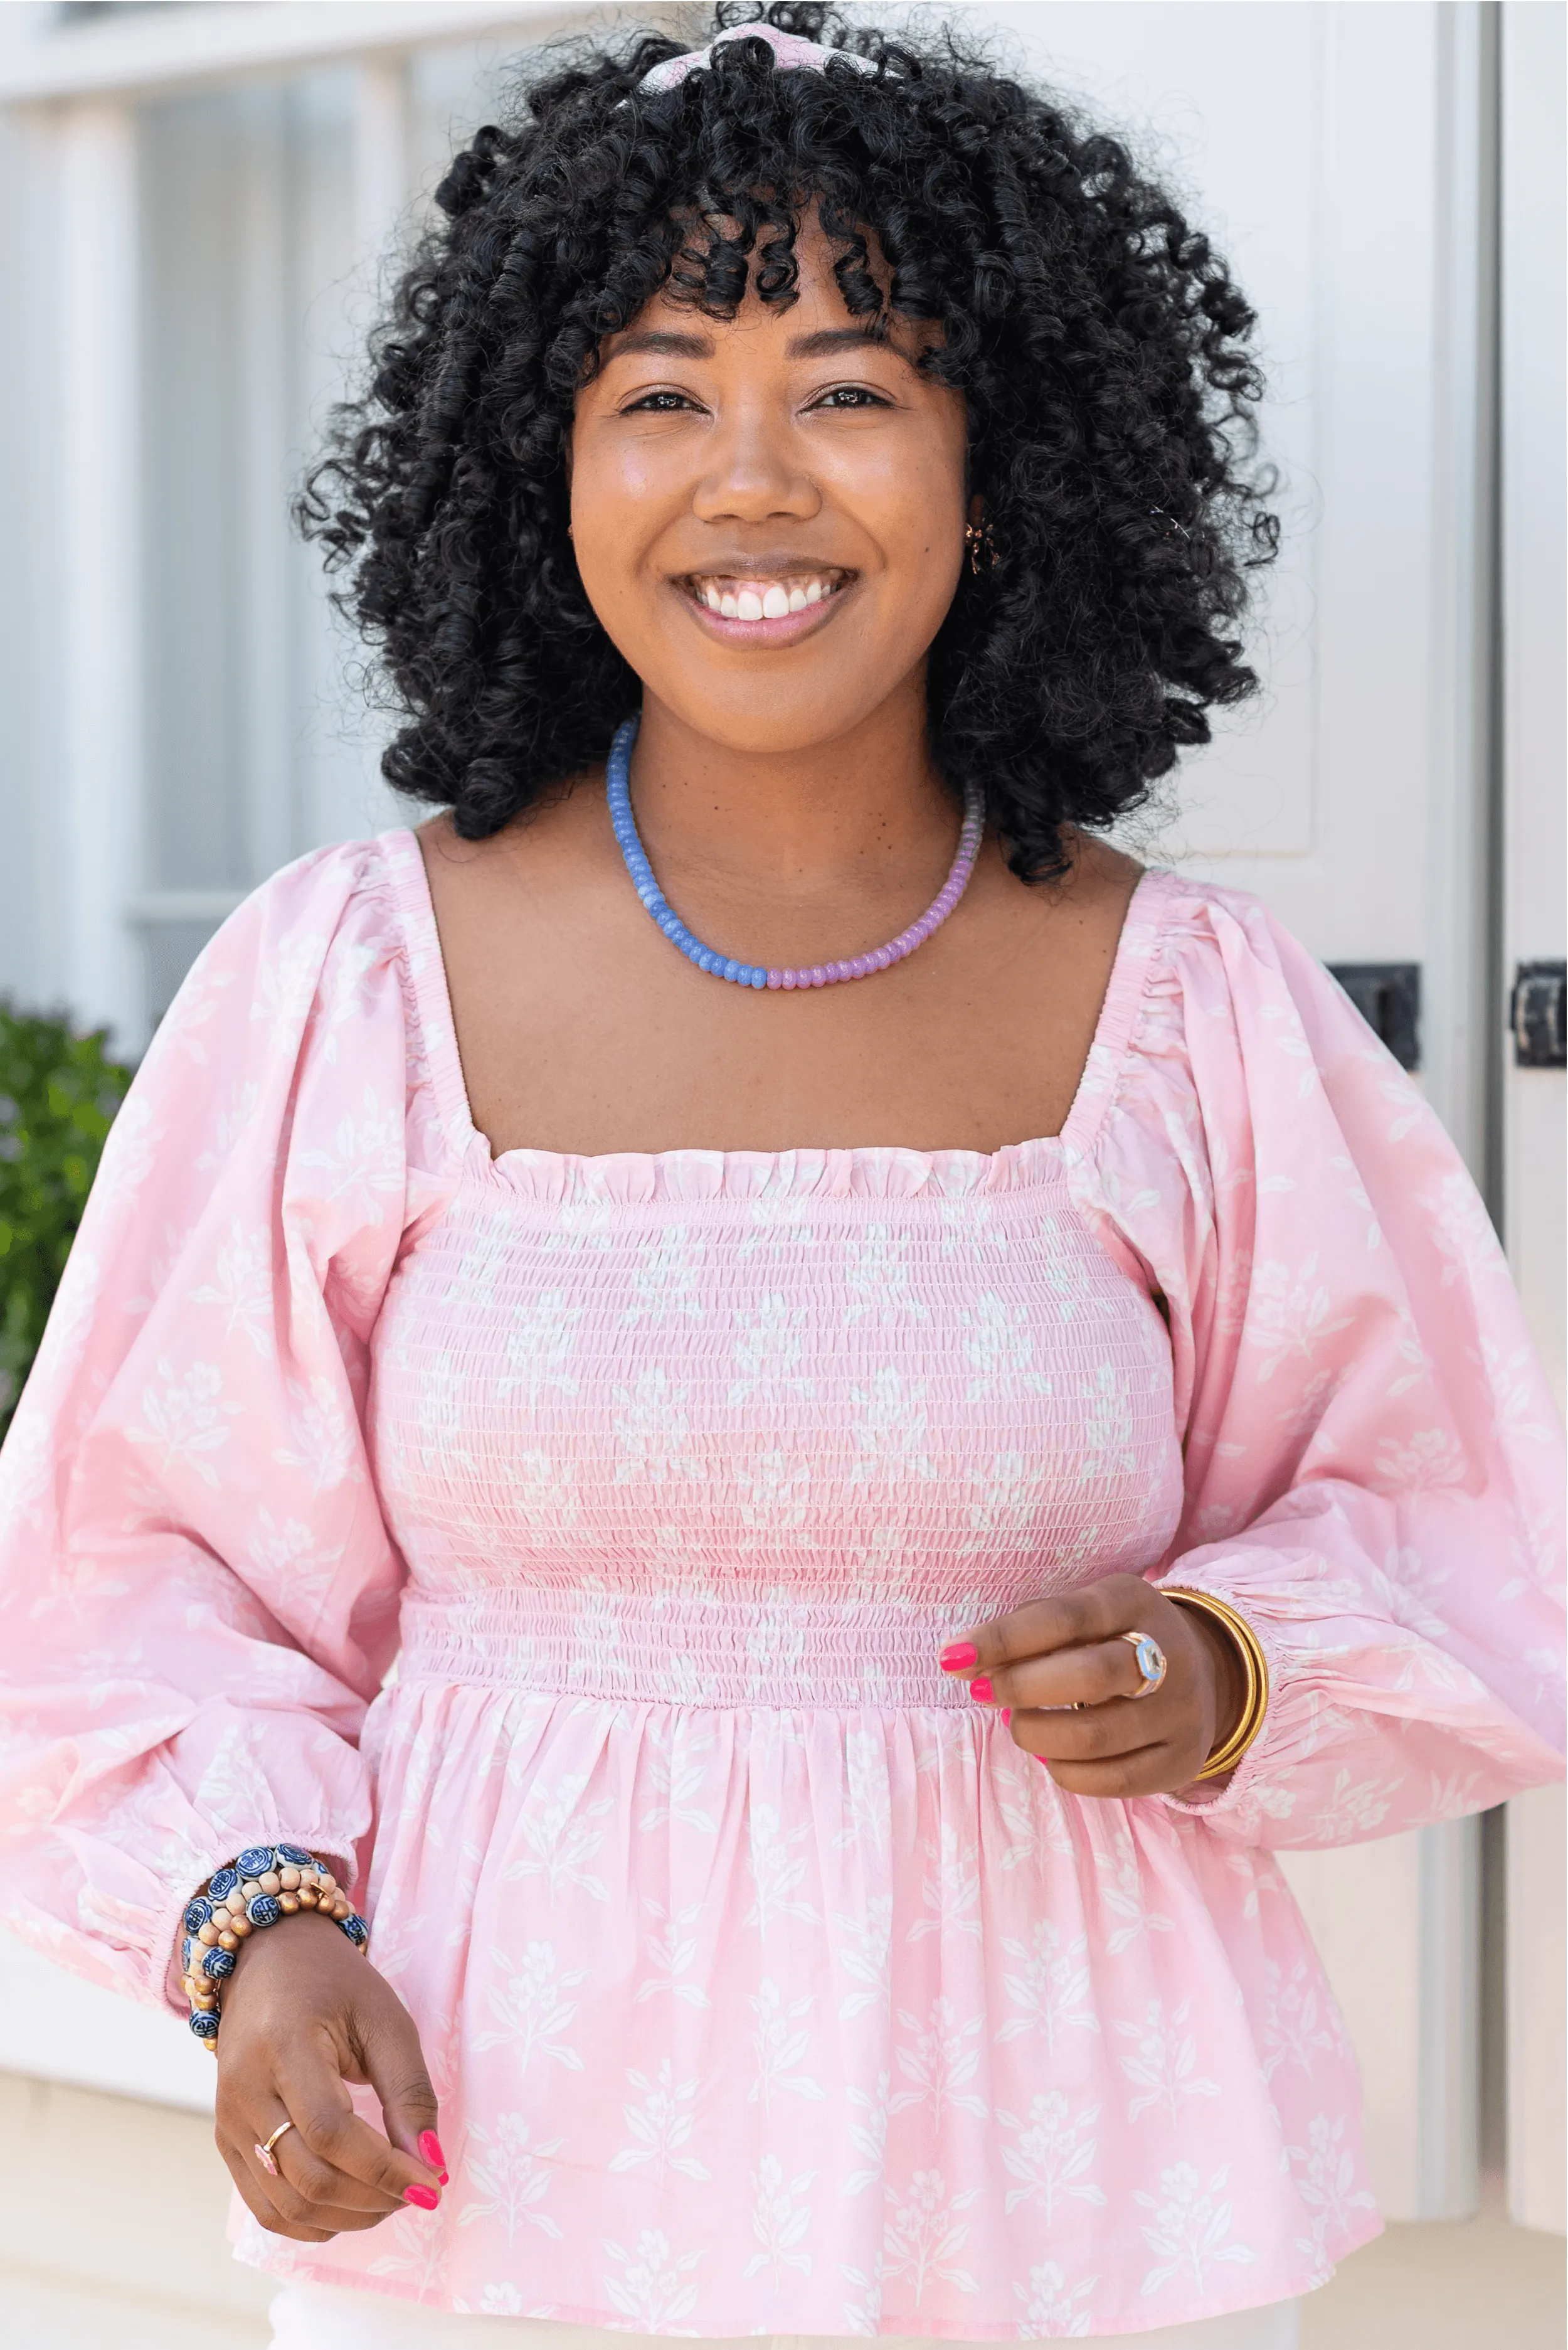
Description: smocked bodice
xmin=369 ymin=1144 xmax=1184 ymax=1708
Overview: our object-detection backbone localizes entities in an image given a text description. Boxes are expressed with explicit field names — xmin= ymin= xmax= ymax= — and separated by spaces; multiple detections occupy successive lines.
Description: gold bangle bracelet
xmin=1164 ymin=1588 xmax=1270 ymax=1782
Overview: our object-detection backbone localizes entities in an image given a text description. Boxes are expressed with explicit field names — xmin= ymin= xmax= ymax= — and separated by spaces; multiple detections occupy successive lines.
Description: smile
xmin=675 ymin=568 xmax=855 ymax=641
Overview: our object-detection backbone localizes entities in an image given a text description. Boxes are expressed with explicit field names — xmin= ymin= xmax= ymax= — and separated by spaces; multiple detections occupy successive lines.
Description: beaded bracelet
xmin=181 ymin=1842 xmax=369 ymax=2049
xmin=1163 ymin=1588 xmax=1270 ymax=1782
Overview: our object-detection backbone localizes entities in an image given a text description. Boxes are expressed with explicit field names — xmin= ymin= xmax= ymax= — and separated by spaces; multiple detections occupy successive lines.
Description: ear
xmin=967 ymin=491 xmax=985 ymax=529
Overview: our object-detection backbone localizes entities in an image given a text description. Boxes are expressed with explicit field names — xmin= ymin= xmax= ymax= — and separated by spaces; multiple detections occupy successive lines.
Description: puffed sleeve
xmin=1076 ymin=878 xmax=1565 ymax=1846
xmin=0 ymin=837 xmax=459 ymax=2007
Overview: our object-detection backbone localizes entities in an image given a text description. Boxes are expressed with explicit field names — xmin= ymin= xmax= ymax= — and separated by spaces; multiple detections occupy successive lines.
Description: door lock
xmin=1511 ymin=963 xmax=1566 ymax=1068
xmin=1327 ymin=964 xmax=1421 ymax=1071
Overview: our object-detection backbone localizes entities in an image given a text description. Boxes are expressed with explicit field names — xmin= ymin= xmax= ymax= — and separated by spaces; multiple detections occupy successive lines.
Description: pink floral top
xmin=0 ymin=833 xmax=1561 ymax=2339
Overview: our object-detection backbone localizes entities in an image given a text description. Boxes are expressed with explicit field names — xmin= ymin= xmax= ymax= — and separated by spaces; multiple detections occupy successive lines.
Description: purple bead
xmin=766 ymin=970 xmax=783 ymax=989
xmin=810 ymin=967 xmax=827 ymax=988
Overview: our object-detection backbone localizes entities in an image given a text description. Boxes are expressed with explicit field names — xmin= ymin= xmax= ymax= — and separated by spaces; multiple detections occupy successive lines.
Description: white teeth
xmin=696 ymin=575 xmax=838 ymax=617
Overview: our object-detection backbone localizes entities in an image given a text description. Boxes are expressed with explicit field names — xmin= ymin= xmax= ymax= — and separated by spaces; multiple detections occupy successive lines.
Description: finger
xmin=270 ymin=2119 xmax=406 ymax=2216
xmin=230 ymin=2107 xmax=402 ymax=2226
xmin=1007 ymin=1694 xmax=1168 ymax=1765
xmin=217 ymin=2132 xmax=339 ymax=2245
xmin=357 ymin=2005 xmax=443 ymax=2180
xmin=1036 ymin=1746 xmax=1187 ymax=1800
xmin=994 ymin=1637 xmax=1153 ymax=1712
xmin=948 ymin=1576 xmax=1146 ymax=1675
xmin=287 ymin=2085 xmax=439 ymax=2206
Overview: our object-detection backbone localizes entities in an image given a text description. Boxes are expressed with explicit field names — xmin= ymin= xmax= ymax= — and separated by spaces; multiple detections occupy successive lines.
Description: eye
xmin=808 ymin=385 xmax=893 ymax=411
xmin=623 ymin=390 xmax=701 ymax=414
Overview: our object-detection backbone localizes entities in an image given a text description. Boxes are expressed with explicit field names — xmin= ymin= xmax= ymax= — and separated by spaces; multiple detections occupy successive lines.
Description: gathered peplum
xmin=0 ymin=829 xmax=1560 ymax=2337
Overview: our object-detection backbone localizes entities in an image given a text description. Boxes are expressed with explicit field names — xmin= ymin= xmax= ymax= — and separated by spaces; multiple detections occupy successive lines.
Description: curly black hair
xmin=299 ymin=2 xmax=1277 ymax=879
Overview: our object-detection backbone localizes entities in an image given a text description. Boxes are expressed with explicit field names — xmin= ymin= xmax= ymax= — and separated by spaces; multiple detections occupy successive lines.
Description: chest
xmin=367 ymin=1170 xmax=1185 ymax=1603
xmin=417 ymin=821 xmax=1140 ymax=1159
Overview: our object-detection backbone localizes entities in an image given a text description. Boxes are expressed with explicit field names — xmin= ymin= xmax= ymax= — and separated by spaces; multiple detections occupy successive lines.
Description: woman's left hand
xmin=945 ymin=1574 xmax=1245 ymax=1798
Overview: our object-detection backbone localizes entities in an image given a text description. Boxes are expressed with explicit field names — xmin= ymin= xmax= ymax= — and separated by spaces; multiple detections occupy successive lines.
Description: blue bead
xmin=183 ymin=1897 xmax=213 ymax=1933
xmin=750 ymin=970 xmax=768 ymax=989
xmin=203 ymin=1947 xmax=236 ymax=1980
xmin=275 ymin=1844 xmax=314 ymax=1869
xmin=189 ymin=2010 xmax=220 ymax=2040
xmin=208 ymin=1868 xmax=240 ymax=1900
xmin=181 ymin=1935 xmax=194 ymax=1969
xmin=236 ymin=1845 xmax=277 ymax=1877
xmin=723 ymin=959 xmax=741 ymax=983
xmin=338 ymin=1913 xmax=369 ymax=1947
xmin=247 ymin=1893 xmax=282 ymax=1928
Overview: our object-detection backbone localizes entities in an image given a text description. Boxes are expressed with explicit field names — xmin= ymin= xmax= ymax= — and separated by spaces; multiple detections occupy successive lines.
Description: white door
xmin=988 ymin=1 xmax=1513 ymax=2221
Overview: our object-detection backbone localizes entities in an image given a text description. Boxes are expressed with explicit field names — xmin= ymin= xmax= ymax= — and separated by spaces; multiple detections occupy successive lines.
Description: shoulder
xmin=1126 ymin=868 xmax=1330 ymax=1011
xmin=177 ymin=831 xmax=440 ymax=1023
xmin=142 ymin=829 xmax=434 ymax=1088
xmin=1106 ymin=868 xmax=1397 ymax=1136
xmin=223 ymin=830 xmax=420 ymax=946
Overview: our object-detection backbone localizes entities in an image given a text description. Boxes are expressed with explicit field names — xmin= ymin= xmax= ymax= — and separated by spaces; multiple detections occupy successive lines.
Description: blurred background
xmin=0 ymin=3 xmax=1561 ymax=2344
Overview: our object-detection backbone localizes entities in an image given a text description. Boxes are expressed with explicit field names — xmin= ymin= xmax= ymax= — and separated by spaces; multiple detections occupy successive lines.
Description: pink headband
xmin=633 ymin=20 xmax=877 ymax=97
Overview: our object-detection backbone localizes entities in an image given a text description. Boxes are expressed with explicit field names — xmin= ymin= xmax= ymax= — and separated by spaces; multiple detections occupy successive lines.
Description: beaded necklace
xmin=606 ymin=716 xmax=986 ymax=991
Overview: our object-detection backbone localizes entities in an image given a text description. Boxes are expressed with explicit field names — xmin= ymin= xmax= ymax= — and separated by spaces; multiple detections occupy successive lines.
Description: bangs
xmin=302 ymin=4 xmax=1276 ymax=866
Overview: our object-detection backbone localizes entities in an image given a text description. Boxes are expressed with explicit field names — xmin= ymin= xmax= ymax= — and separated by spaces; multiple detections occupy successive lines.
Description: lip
xmin=670 ymin=573 xmax=856 ymax=649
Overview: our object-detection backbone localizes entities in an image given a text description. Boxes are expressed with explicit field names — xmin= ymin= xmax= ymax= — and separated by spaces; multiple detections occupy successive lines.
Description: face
xmin=567 ymin=220 xmax=970 ymax=757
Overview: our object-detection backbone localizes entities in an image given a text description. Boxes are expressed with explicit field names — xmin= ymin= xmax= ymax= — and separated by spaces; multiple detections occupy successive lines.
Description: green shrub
xmin=0 ymin=1001 xmax=134 ymax=1440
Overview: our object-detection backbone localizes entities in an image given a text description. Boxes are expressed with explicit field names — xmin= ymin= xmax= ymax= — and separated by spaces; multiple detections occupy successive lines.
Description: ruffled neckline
xmin=377 ymin=827 xmax=1174 ymax=1202
xmin=469 ymin=1135 xmax=1066 ymax=1203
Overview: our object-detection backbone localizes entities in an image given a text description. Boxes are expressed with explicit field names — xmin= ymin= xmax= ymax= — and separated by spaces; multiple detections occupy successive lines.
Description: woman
xmin=0 ymin=11 xmax=1560 ymax=2347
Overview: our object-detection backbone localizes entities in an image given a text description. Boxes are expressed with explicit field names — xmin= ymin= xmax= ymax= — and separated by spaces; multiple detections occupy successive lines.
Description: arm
xmin=1125 ymin=888 xmax=1562 ymax=1844
xmin=0 ymin=841 xmax=455 ymax=2231
xmin=949 ymin=886 xmax=1563 ymax=1831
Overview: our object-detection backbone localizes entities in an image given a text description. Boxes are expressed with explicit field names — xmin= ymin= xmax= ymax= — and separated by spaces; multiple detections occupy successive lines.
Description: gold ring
xmin=254 ymin=2118 xmax=295 ymax=2177
xmin=1120 ymin=1629 xmax=1168 ymax=1696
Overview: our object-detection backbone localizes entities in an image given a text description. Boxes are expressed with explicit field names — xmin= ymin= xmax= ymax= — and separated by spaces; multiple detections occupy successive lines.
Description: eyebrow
xmin=605 ymin=323 xmax=913 ymax=364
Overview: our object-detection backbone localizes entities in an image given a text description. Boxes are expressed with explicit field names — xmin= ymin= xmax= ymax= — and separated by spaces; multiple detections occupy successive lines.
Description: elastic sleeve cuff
xmin=151 ymin=1831 xmax=363 ymax=2016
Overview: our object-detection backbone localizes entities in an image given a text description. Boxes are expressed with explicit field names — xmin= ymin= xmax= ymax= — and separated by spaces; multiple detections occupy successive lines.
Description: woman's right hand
xmin=213 ymin=1908 xmax=446 ymax=2242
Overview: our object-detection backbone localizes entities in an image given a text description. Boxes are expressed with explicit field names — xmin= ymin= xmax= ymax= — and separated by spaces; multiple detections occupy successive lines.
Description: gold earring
xmin=965 ymin=518 xmax=995 ymax=575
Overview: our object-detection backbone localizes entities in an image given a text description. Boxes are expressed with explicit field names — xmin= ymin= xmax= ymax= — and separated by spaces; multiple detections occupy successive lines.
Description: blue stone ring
xmin=1121 ymin=1630 xmax=1168 ymax=1697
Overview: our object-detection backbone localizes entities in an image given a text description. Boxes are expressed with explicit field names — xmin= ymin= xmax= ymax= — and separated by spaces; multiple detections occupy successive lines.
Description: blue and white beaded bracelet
xmin=181 ymin=1842 xmax=369 ymax=2048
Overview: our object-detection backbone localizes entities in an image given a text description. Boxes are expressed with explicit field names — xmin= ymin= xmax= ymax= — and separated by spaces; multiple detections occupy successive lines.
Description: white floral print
xmin=0 ymin=838 xmax=1559 ymax=2339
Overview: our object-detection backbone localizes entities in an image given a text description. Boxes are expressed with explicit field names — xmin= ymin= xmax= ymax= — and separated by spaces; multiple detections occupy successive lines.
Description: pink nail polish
xmin=970 ymin=1675 xmax=993 ymax=1703
xmin=418 ymin=2130 xmax=448 ymax=2183
xmin=940 ymin=1641 xmax=978 ymax=1672
xmin=405 ymin=2183 xmax=440 ymax=2210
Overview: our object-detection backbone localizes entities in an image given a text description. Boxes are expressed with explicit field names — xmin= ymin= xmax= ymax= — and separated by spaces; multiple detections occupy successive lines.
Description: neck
xmin=625 ymin=672 xmax=959 ymax=901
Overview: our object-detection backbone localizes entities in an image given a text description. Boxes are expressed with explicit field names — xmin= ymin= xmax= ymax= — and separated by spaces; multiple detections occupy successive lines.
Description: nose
xmin=691 ymin=407 xmax=821 ymax=526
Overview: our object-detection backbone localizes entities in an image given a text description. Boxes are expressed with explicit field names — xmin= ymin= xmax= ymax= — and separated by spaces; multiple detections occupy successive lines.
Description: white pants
xmin=268 ymin=2280 xmax=1302 ymax=2348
